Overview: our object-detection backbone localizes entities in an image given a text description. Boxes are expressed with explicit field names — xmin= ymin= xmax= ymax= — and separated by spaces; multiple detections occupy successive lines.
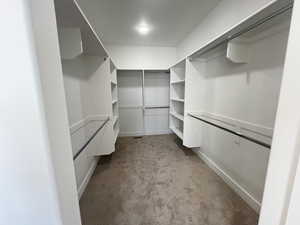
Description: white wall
xmin=30 ymin=1 xmax=83 ymax=224
xmin=107 ymin=45 xmax=176 ymax=70
xmin=176 ymin=0 xmax=281 ymax=60
xmin=0 ymin=1 xmax=81 ymax=225
xmin=186 ymin=23 xmax=290 ymax=212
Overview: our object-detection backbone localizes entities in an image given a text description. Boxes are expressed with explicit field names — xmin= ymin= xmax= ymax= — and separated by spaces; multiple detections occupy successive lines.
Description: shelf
xmin=170 ymin=111 xmax=184 ymax=121
xmin=112 ymin=99 xmax=118 ymax=104
xmin=171 ymin=98 xmax=184 ymax=103
xmin=189 ymin=0 xmax=293 ymax=60
xmin=169 ymin=58 xmax=186 ymax=69
xmin=170 ymin=126 xmax=183 ymax=140
xmin=171 ymin=80 xmax=185 ymax=84
xmin=55 ymin=0 xmax=108 ymax=58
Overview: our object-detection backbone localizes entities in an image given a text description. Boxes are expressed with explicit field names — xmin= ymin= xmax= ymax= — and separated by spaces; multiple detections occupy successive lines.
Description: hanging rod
xmin=189 ymin=1 xmax=293 ymax=60
xmin=144 ymin=106 xmax=170 ymax=109
xmin=228 ymin=3 xmax=292 ymax=41
xmin=188 ymin=113 xmax=271 ymax=149
xmin=73 ymin=117 xmax=110 ymax=160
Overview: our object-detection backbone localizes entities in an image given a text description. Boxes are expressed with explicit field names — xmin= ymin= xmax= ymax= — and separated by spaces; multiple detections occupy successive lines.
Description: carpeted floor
xmin=80 ymin=134 xmax=259 ymax=225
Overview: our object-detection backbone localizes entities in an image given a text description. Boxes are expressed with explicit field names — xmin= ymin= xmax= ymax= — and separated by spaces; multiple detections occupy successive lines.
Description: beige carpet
xmin=80 ymin=134 xmax=258 ymax=225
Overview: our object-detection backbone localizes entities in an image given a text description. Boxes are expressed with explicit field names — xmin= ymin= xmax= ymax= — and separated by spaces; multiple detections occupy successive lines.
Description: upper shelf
xmin=55 ymin=0 xmax=108 ymax=59
xmin=189 ymin=0 xmax=293 ymax=60
xmin=169 ymin=58 xmax=186 ymax=69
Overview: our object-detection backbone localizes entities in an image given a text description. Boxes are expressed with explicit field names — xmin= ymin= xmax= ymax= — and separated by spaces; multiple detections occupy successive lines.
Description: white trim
xmin=193 ymin=149 xmax=261 ymax=213
xmin=78 ymin=158 xmax=98 ymax=199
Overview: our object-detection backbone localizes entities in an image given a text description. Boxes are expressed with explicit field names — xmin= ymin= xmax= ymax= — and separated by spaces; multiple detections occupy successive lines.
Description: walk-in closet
xmin=3 ymin=1 xmax=300 ymax=225
xmin=118 ymin=70 xmax=170 ymax=136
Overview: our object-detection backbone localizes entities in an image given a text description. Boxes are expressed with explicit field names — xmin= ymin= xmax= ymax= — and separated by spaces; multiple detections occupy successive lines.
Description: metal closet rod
xmin=73 ymin=117 xmax=110 ymax=160
xmin=190 ymin=2 xmax=293 ymax=60
xmin=144 ymin=106 xmax=170 ymax=109
xmin=189 ymin=114 xmax=271 ymax=149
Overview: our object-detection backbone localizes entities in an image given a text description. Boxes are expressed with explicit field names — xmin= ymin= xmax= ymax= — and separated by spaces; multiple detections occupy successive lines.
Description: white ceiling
xmin=78 ymin=0 xmax=221 ymax=47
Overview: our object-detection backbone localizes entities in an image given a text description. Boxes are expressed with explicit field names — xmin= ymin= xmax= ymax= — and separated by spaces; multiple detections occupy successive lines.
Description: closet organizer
xmin=117 ymin=70 xmax=170 ymax=136
xmin=168 ymin=0 xmax=292 ymax=212
xmin=54 ymin=0 xmax=120 ymax=197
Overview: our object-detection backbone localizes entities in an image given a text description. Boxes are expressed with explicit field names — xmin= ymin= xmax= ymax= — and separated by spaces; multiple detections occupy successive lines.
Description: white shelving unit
xmin=55 ymin=0 xmax=109 ymax=59
xmin=117 ymin=70 xmax=170 ymax=136
xmin=110 ymin=60 xmax=120 ymax=142
xmin=188 ymin=0 xmax=292 ymax=60
xmin=143 ymin=70 xmax=170 ymax=135
xmin=170 ymin=111 xmax=184 ymax=121
xmin=54 ymin=0 xmax=120 ymax=197
xmin=169 ymin=59 xmax=186 ymax=140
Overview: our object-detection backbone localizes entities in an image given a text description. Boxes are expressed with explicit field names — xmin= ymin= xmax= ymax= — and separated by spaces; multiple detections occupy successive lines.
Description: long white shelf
xmin=171 ymin=98 xmax=185 ymax=103
xmin=189 ymin=0 xmax=292 ymax=60
xmin=170 ymin=111 xmax=184 ymax=121
xmin=55 ymin=0 xmax=108 ymax=58
xmin=170 ymin=126 xmax=183 ymax=140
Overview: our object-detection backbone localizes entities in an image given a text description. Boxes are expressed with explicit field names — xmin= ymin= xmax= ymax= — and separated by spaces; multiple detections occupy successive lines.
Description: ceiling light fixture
xmin=135 ymin=21 xmax=152 ymax=35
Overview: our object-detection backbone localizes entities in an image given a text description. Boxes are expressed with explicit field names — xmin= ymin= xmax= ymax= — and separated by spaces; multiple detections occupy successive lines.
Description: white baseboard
xmin=78 ymin=158 xmax=98 ymax=199
xmin=192 ymin=149 xmax=261 ymax=213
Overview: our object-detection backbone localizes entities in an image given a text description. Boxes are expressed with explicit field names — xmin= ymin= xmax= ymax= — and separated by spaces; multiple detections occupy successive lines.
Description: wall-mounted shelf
xmin=169 ymin=58 xmax=186 ymax=140
xmin=170 ymin=126 xmax=183 ymax=140
xmin=189 ymin=0 xmax=293 ymax=61
xmin=170 ymin=111 xmax=184 ymax=121
xmin=109 ymin=58 xmax=119 ymax=143
xmin=55 ymin=0 xmax=108 ymax=59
